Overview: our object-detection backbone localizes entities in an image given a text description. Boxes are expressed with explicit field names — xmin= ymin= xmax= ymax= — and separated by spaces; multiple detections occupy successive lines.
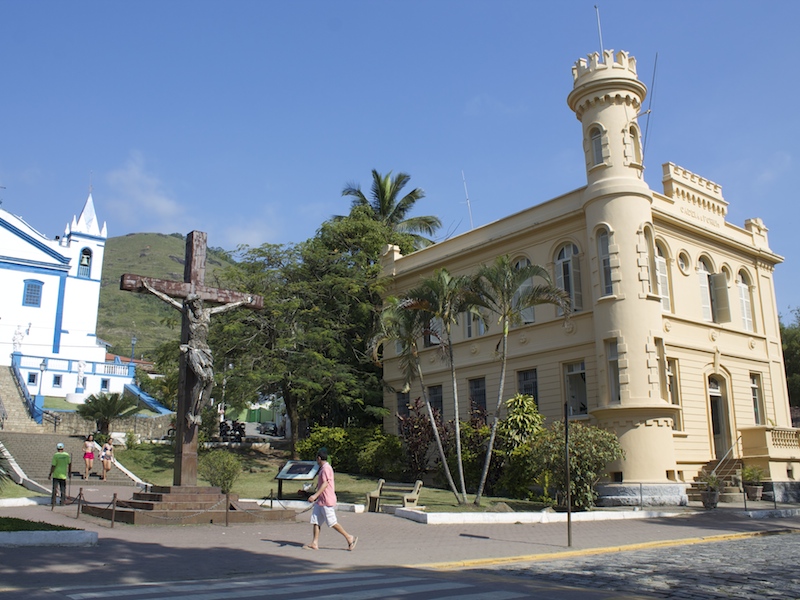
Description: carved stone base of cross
xmin=121 ymin=231 xmax=262 ymax=486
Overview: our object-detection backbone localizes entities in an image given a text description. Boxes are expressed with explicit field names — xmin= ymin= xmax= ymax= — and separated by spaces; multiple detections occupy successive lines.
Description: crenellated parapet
xmin=572 ymin=49 xmax=638 ymax=84
xmin=662 ymin=162 xmax=728 ymax=218
xmin=567 ymin=49 xmax=647 ymax=120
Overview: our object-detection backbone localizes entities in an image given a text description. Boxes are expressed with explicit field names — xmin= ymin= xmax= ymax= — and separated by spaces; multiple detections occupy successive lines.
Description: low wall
xmin=47 ymin=411 xmax=173 ymax=440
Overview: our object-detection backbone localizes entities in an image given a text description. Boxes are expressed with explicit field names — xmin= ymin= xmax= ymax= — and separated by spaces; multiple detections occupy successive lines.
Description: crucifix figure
xmin=120 ymin=231 xmax=263 ymax=486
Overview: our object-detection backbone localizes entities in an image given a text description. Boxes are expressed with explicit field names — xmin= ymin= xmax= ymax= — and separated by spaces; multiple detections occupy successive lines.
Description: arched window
xmin=555 ymin=243 xmax=582 ymax=313
xmin=655 ymin=242 xmax=672 ymax=312
xmin=597 ymin=228 xmax=612 ymax=296
xmin=737 ymin=270 xmax=754 ymax=332
xmin=78 ymin=248 xmax=92 ymax=278
xmin=590 ymin=126 xmax=604 ymax=166
xmin=629 ymin=124 xmax=642 ymax=164
xmin=513 ymin=257 xmax=535 ymax=324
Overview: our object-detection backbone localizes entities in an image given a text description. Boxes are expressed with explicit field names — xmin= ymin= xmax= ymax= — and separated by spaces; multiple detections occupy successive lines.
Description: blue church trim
xmin=52 ymin=274 xmax=67 ymax=353
xmin=0 ymin=217 xmax=71 ymax=265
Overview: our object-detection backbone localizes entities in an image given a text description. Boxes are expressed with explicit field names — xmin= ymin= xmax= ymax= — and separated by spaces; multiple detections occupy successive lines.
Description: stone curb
xmin=394 ymin=507 xmax=698 ymax=524
xmin=417 ymin=528 xmax=800 ymax=570
xmin=0 ymin=530 xmax=98 ymax=547
xmin=0 ymin=497 xmax=52 ymax=507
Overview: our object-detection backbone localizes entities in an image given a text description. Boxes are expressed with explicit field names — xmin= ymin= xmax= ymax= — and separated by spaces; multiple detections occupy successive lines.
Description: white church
xmin=0 ymin=194 xmax=134 ymax=422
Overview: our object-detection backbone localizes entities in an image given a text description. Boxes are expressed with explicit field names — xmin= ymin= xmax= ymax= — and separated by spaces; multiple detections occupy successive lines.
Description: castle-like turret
xmin=568 ymin=50 xmax=680 ymax=493
xmin=567 ymin=49 xmax=649 ymax=198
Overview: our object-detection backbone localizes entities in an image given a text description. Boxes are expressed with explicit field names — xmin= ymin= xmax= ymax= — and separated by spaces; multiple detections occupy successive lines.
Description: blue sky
xmin=1 ymin=1 xmax=798 ymax=313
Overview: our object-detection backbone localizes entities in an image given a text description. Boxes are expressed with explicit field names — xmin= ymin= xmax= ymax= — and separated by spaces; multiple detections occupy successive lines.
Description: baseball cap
xmin=56 ymin=443 xmax=64 ymax=450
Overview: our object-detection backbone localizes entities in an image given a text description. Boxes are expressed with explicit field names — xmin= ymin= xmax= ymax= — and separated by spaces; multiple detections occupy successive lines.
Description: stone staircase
xmin=686 ymin=458 xmax=742 ymax=503
xmin=0 ymin=366 xmax=48 ymax=434
xmin=0 ymin=430 xmax=136 ymax=487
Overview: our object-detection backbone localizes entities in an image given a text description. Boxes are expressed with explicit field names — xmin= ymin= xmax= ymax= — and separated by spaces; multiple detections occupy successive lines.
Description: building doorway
xmin=708 ymin=376 xmax=731 ymax=459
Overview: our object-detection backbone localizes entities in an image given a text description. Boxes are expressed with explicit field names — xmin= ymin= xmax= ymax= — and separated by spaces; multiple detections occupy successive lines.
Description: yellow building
xmin=379 ymin=49 xmax=800 ymax=506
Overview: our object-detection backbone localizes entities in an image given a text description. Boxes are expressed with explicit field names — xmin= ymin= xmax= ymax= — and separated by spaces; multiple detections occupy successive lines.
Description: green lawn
xmin=116 ymin=443 xmax=547 ymax=512
xmin=43 ymin=396 xmax=161 ymax=416
xmin=0 ymin=481 xmax=46 ymax=499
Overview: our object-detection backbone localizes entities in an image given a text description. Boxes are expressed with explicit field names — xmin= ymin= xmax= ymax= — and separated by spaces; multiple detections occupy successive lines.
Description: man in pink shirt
xmin=303 ymin=448 xmax=358 ymax=551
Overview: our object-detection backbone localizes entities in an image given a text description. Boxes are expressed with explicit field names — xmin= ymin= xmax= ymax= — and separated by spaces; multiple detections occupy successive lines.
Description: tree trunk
xmin=448 ymin=335 xmax=468 ymax=504
xmin=474 ymin=318 xmax=509 ymax=505
xmin=283 ymin=383 xmax=300 ymax=459
xmin=415 ymin=362 xmax=461 ymax=503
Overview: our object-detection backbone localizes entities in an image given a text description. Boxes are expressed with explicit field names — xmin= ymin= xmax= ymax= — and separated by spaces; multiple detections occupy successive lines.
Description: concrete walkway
xmin=1 ymin=483 xmax=799 ymax=594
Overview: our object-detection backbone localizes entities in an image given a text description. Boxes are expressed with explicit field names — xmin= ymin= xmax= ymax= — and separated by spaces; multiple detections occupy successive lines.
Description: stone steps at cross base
xmin=0 ymin=431 xmax=137 ymax=487
xmin=0 ymin=367 xmax=48 ymax=434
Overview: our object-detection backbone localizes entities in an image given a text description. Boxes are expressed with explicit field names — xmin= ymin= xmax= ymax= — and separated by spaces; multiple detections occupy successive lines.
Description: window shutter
xmin=655 ymin=255 xmax=671 ymax=311
xmin=738 ymin=282 xmax=753 ymax=331
xmin=571 ymin=254 xmax=583 ymax=311
xmin=710 ymin=273 xmax=731 ymax=323
xmin=699 ymin=271 xmax=712 ymax=321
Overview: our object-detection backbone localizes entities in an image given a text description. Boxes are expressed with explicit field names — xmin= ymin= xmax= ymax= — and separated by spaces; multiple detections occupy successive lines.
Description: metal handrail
xmin=10 ymin=362 xmax=44 ymax=423
xmin=42 ymin=410 xmax=62 ymax=432
xmin=711 ymin=435 xmax=743 ymax=483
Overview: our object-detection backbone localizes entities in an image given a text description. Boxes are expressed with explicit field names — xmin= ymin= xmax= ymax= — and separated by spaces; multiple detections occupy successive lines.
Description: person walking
xmin=48 ymin=442 xmax=72 ymax=506
xmin=100 ymin=438 xmax=114 ymax=481
xmin=303 ymin=448 xmax=357 ymax=551
xmin=82 ymin=434 xmax=96 ymax=480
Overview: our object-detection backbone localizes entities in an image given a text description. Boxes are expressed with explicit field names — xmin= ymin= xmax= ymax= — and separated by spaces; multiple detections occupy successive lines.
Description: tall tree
xmin=371 ymin=296 xmax=461 ymax=503
xmin=342 ymin=170 xmax=442 ymax=248
xmin=403 ymin=268 xmax=484 ymax=503
xmin=212 ymin=209 xmax=416 ymax=456
xmin=471 ymin=255 xmax=571 ymax=504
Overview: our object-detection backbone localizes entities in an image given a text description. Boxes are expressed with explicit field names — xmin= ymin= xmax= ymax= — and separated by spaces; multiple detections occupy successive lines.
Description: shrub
xmin=125 ymin=430 xmax=138 ymax=449
xmin=198 ymin=450 xmax=242 ymax=494
xmin=496 ymin=394 xmax=545 ymax=499
xmin=527 ymin=420 xmax=624 ymax=510
xmin=357 ymin=434 xmax=404 ymax=478
xmin=296 ymin=426 xmax=350 ymax=467
xmin=397 ymin=399 xmax=442 ymax=479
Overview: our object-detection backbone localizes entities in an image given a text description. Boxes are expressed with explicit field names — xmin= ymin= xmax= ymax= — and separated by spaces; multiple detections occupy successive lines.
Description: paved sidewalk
xmin=1 ymin=483 xmax=799 ymax=594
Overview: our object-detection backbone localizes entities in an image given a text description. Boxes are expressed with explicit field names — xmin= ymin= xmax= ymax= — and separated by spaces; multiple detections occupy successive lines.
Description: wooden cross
xmin=120 ymin=231 xmax=263 ymax=486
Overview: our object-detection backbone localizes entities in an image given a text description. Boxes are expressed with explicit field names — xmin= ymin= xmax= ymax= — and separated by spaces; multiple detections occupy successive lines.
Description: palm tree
xmin=371 ymin=297 xmax=462 ymax=503
xmin=471 ymin=255 xmax=571 ymax=504
xmin=76 ymin=392 xmax=138 ymax=436
xmin=403 ymin=268 xmax=485 ymax=503
xmin=342 ymin=170 xmax=442 ymax=248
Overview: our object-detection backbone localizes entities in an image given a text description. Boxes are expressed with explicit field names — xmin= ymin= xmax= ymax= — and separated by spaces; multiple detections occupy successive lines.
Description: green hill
xmin=97 ymin=232 xmax=234 ymax=359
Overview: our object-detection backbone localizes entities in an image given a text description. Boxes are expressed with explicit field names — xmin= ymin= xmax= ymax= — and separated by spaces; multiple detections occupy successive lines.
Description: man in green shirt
xmin=48 ymin=442 xmax=72 ymax=506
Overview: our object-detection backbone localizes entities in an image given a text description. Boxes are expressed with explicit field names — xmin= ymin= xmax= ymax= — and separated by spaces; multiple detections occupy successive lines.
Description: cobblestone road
xmin=478 ymin=530 xmax=800 ymax=599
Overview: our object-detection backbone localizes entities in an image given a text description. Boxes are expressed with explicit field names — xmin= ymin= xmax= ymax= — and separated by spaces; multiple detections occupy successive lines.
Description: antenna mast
xmin=594 ymin=5 xmax=604 ymax=55
xmin=461 ymin=170 xmax=474 ymax=230
xmin=642 ymin=52 xmax=658 ymax=162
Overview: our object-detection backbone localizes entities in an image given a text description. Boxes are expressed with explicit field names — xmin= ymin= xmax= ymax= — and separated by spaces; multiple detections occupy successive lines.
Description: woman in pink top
xmin=303 ymin=448 xmax=358 ymax=551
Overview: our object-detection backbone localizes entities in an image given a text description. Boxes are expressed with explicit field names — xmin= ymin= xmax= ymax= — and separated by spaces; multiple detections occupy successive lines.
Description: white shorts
xmin=310 ymin=504 xmax=338 ymax=528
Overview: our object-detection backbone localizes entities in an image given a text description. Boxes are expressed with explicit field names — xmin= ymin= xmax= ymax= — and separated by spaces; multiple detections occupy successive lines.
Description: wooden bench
xmin=365 ymin=479 xmax=423 ymax=512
